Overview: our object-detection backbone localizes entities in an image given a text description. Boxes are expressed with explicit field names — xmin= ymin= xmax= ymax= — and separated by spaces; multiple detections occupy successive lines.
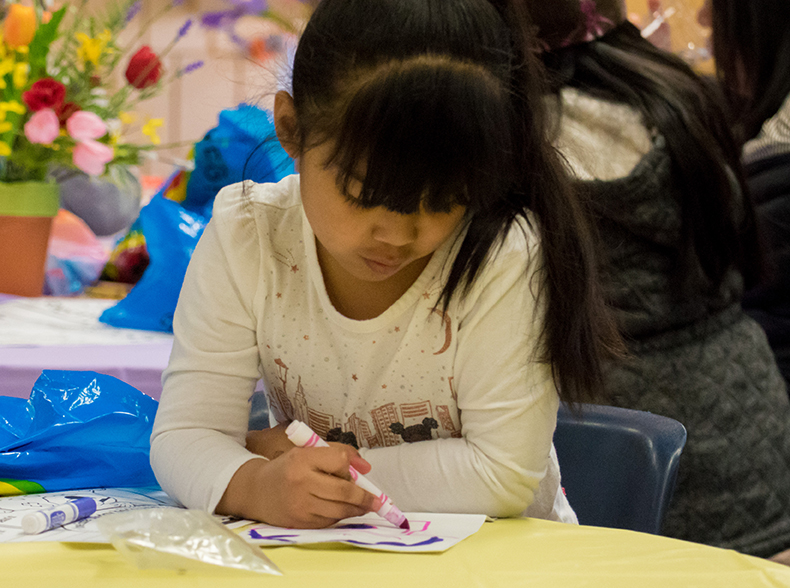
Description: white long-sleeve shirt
xmin=150 ymin=175 xmax=576 ymax=523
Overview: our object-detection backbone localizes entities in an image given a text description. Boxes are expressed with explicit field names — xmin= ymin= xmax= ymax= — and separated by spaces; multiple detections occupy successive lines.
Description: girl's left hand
xmin=246 ymin=423 xmax=295 ymax=460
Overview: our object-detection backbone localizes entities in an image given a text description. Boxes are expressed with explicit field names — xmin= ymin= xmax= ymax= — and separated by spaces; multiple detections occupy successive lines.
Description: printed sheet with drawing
xmin=241 ymin=511 xmax=487 ymax=552
xmin=0 ymin=487 xmax=486 ymax=553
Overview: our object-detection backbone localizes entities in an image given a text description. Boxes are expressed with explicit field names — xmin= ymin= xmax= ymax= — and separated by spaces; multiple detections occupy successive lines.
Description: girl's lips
xmin=363 ymin=256 xmax=404 ymax=275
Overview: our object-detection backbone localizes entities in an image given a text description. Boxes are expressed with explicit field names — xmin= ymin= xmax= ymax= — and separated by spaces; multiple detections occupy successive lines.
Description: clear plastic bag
xmin=97 ymin=508 xmax=281 ymax=576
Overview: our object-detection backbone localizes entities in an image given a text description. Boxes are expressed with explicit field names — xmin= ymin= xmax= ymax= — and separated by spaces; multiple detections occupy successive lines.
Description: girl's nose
xmin=371 ymin=211 xmax=418 ymax=246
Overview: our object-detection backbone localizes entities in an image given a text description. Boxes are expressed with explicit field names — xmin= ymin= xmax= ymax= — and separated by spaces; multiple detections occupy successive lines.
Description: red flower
xmin=125 ymin=46 xmax=162 ymax=89
xmin=22 ymin=78 xmax=66 ymax=112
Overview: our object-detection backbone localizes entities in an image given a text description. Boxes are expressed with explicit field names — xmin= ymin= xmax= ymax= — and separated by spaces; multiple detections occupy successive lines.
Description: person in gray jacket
xmin=518 ymin=0 xmax=790 ymax=560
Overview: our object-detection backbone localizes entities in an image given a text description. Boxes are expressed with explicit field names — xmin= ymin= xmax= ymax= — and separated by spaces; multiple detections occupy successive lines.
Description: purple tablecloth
xmin=0 ymin=294 xmax=173 ymax=400
xmin=0 ymin=341 xmax=173 ymax=400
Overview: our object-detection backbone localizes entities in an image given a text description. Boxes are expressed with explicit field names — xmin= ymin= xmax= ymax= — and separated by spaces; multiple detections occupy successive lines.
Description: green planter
xmin=0 ymin=181 xmax=60 ymax=217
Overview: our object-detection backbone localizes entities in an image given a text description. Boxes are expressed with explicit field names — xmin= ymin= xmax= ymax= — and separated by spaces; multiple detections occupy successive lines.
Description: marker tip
xmin=399 ymin=519 xmax=410 ymax=530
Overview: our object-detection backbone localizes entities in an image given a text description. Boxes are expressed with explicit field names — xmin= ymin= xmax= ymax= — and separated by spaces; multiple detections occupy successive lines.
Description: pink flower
xmin=73 ymin=139 xmax=114 ymax=176
xmin=66 ymin=111 xmax=108 ymax=140
xmin=24 ymin=108 xmax=61 ymax=144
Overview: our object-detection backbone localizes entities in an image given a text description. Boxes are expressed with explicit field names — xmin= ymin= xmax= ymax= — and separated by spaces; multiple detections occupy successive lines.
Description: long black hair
xmin=709 ymin=0 xmax=790 ymax=144
xmin=286 ymin=0 xmax=621 ymax=404
xmin=538 ymin=20 xmax=763 ymax=292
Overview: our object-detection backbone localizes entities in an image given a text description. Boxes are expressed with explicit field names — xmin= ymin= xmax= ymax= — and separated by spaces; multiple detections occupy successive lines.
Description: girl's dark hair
xmin=539 ymin=20 xmax=763 ymax=291
xmin=289 ymin=0 xmax=621 ymax=403
xmin=709 ymin=0 xmax=790 ymax=143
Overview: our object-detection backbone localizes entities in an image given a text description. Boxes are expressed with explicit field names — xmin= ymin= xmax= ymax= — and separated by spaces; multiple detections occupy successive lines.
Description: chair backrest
xmin=553 ymin=403 xmax=687 ymax=534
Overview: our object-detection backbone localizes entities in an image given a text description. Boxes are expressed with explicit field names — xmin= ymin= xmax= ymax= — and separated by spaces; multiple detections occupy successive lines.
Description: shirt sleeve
xmin=150 ymin=182 xmax=267 ymax=513
xmin=359 ymin=228 xmax=559 ymax=517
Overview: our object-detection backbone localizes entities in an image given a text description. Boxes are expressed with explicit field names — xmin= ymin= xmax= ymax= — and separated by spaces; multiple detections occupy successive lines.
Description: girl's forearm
xmin=360 ymin=435 xmax=540 ymax=517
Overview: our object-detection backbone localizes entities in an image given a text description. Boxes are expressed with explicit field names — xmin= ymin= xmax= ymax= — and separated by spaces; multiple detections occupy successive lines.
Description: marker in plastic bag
xmin=285 ymin=420 xmax=411 ymax=530
xmin=22 ymin=497 xmax=98 ymax=534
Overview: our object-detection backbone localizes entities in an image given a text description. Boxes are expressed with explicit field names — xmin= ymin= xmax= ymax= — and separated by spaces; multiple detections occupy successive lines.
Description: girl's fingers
xmin=304 ymin=446 xmax=355 ymax=480
xmin=290 ymin=447 xmax=379 ymax=513
xmin=350 ymin=453 xmax=372 ymax=474
xmin=303 ymin=493 xmax=373 ymax=523
xmin=322 ymin=442 xmax=372 ymax=475
xmin=278 ymin=488 xmax=370 ymax=528
xmin=307 ymin=469 xmax=379 ymax=513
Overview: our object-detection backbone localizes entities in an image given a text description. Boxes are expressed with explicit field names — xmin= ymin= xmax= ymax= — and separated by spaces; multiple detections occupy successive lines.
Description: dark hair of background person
xmin=534 ymin=16 xmax=763 ymax=293
xmin=285 ymin=0 xmax=623 ymax=403
xmin=709 ymin=0 xmax=790 ymax=144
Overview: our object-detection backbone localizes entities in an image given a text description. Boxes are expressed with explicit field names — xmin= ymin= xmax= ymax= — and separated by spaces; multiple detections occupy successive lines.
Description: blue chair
xmin=553 ymin=403 xmax=687 ymax=534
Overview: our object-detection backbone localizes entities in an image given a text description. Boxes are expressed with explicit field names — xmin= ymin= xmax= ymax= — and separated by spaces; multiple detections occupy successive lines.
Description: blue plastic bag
xmin=99 ymin=194 xmax=208 ymax=332
xmin=0 ymin=371 xmax=158 ymax=495
xmin=185 ymin=103 xmax=295 ymax=217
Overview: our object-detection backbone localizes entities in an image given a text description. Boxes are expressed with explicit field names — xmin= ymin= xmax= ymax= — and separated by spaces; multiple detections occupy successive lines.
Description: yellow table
xmin=3 ymin=518 xmax=789 ymax=587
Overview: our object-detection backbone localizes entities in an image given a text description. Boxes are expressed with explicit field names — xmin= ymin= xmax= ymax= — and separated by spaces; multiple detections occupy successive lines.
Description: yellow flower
xmin=0 ymin=122 xmax=11 ymax=133
xmin=0 ymin=141 xmax=11 ymax=156
xmin=118 ymin=111 xmax=137 ymax=125
xmin=0 ymin=57 xmax=14 ymax=89
xmin=76 ymin=30 xmax=112 ymax=66
xmin=0 ymin=101 xmax=25 ymax=115
xmin=142 ymin=117 xmax=163 ymax=145
xmin=12 ymin=62 xmax=28 ymax=88
xmin=3 ymin=4 xmax=36 ymax=49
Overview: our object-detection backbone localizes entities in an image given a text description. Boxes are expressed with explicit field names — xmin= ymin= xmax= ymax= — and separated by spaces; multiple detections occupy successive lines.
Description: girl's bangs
xmin=322 ymin=58 xmax=516 ymax=215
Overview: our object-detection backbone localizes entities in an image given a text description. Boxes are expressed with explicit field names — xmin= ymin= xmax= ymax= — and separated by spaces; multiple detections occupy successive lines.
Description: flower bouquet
xmin=0 ymin=0 xmax=202 ymax=296
xmin=0 ymin=0 xmax=202 ymax=181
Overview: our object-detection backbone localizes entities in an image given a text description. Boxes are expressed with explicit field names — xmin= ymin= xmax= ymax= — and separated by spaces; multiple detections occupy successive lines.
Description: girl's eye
xmin=338 ymin=176 xmax=367 ymax=208
xmin=342 ymin=190 xmax=367 ymax=209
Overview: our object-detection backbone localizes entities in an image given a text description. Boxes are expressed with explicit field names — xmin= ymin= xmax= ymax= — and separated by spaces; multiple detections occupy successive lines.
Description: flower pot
xmin=0 ymin=181 xmax=60 ymax=297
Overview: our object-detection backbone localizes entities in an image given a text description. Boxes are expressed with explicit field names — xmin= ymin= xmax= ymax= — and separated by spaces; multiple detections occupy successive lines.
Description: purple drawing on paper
xmin=346 ymin=537 xmax=444 ymax=547
xmin=335 ymin=523 xmax=377 ymax=530
xmin=249 ymin=530 xmax=300 ymax=542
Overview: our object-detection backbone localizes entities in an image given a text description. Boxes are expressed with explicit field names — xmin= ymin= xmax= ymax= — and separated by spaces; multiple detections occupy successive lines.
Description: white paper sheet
xmin=0 ymin=298 xmax=172 ymax=346
xmin=240 ymin=512 xmax=487 ymax=553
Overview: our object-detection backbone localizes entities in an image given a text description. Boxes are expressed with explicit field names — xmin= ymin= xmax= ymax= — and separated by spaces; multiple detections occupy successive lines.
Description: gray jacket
xmin=585 ymin=141 xmax=790 ymax=557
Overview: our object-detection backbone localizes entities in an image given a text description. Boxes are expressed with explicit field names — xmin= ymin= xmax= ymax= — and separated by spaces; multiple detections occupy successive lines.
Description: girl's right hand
xmin=215 ymin=444 xmax=380 ymax=528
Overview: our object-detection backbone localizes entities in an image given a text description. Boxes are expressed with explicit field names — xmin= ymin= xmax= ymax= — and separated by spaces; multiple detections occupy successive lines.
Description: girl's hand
xmin=246 ymin=423 xmax=373 ymax=474
xmin=217 ymin=439 xmax=378 ymax=528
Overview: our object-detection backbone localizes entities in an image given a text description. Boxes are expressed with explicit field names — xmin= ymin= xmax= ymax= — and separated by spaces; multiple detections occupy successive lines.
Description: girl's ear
xmin=274 ymin=90 xmax=301 ymax=160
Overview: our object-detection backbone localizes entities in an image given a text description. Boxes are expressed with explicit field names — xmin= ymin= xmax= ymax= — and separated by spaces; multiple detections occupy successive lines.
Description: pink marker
xmin=285 ymin=420 xmax=411 ymax=530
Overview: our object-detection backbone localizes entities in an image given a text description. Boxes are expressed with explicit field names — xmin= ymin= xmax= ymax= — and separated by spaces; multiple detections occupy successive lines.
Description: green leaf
xmin=27 ymin=6 xmax=67 ymax=80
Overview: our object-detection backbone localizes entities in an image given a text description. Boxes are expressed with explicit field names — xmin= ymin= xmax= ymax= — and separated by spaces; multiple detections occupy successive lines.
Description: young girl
xmin=150 ymin=0 xmax=620 ymax=529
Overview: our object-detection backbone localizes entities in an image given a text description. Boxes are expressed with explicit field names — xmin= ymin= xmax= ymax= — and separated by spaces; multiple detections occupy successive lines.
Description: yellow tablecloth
xmin=3 ymin=518 xmax=789 ymax=587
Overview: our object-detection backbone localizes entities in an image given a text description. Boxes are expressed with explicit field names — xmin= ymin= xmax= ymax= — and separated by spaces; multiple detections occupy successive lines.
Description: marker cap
xmin=21 ymin=511 xmax=49 ymax=535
